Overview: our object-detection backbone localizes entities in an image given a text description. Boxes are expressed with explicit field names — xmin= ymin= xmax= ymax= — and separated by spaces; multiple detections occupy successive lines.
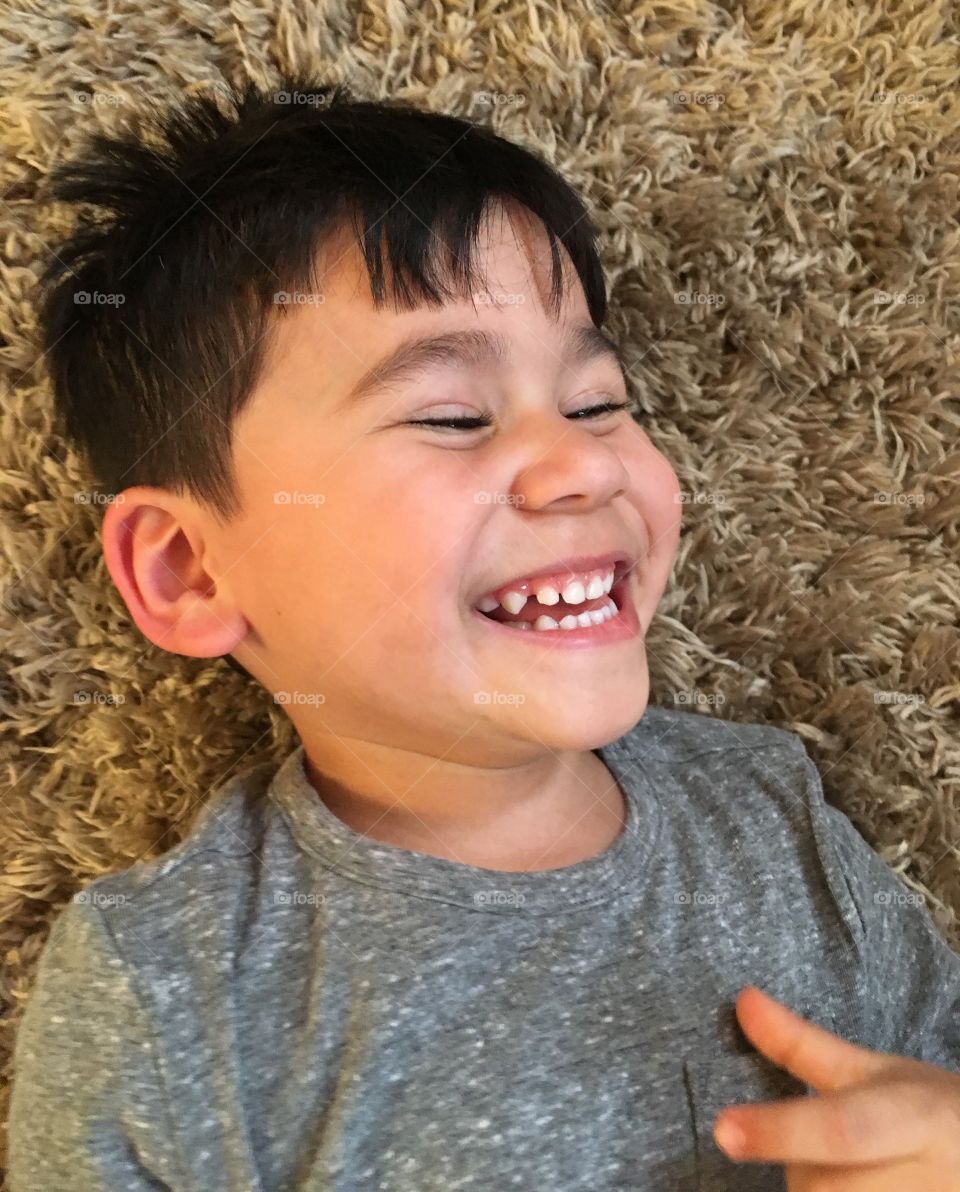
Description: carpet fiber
xmin=2 ymin=0 xmax=959 ymax=1175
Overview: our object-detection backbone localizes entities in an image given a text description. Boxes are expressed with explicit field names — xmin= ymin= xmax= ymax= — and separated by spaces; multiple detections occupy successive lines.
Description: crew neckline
xmin=266 ymin=728 xmax=663 ymax=915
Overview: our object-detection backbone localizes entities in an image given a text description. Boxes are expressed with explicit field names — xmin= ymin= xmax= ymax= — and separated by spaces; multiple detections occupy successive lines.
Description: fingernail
xmin=715 ymin=1117 xmax=746 ymax=1157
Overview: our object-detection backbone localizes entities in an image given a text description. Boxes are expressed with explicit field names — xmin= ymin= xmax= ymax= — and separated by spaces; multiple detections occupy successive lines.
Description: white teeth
xmin=527 ymin=596 xmax=619 ymax=632
xmin=479 ymin=568 xmax=617 ymax=615
xmin=500 ymin=590 xmax=528 ymax=616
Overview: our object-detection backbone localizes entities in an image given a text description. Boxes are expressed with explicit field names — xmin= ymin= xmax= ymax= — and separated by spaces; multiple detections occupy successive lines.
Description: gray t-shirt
xmin=8 ymin=706 xmax=960 ymax=1191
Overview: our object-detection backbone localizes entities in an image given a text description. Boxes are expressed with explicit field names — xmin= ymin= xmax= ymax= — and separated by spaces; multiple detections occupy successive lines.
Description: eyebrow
xmin=337 ymin=322 xmax=627 ymax=411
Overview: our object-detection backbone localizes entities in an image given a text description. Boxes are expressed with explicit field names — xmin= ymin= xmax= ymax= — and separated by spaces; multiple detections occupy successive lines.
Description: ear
xmin=101 ymin=487 xmax=248 ymax=659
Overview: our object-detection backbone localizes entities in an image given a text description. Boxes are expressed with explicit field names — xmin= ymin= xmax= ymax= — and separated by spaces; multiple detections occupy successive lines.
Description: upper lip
xmin=474 ymin=550 xmax=636 ymax=606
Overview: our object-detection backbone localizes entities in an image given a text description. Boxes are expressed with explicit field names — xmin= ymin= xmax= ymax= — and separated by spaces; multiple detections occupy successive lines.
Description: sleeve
xmin=801 ymin=747 xmax=960 ymax=1073
xmin=7 ymin=894 xmax=187 ymax=1191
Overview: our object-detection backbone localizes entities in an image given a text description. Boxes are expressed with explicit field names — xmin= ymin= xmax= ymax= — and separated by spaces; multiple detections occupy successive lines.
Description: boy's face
xmin=186 ymin=207 xmax=681 ymax=759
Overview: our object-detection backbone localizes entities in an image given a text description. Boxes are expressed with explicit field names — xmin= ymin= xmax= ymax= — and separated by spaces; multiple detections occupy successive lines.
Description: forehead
xmin=268 ymin=209 xmax=598 ymax=388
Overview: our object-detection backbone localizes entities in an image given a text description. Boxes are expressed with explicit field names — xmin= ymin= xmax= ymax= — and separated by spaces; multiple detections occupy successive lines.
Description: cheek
xmin=324 ymin=460 xmax=474 ymax=621
xmin=238 ymin=449 xmax=473 ymax=625
xmin=646 ymin=452 xmax=684 ymax=544
xmin=623 ymin=435 xmax=683 ymax=564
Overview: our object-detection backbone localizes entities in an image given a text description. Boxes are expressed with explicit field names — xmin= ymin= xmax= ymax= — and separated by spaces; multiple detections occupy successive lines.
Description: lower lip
xmin=470 ymin=571 xmax=642 ymax=648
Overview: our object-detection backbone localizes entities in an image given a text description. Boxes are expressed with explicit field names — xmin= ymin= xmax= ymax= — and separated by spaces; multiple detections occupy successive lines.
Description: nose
xmin=508 ymin=424 xmax=630 ymax=513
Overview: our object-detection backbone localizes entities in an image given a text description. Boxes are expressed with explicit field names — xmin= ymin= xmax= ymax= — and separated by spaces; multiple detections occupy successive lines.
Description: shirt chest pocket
xmin=682 ymin=1051 xmax=811 ymax=1192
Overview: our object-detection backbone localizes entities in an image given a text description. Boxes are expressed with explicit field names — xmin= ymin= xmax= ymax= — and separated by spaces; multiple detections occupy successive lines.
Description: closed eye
xmin=409 ymin=400 xmax=635 ymax=431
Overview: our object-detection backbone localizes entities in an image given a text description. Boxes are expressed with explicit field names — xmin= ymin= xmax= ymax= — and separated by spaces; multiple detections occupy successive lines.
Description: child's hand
xmin=712 ymin=985 xmax=960 ymax=1191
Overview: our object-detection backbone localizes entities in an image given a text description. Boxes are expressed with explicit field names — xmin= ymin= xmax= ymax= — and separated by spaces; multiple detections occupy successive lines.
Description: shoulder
xmin=615 ymin=705 xmax=877 ymax=967
xmin=611 ymin=705 xmax=864 ymax=952
xmin=607 ymin=705 xmax=829 ymax=883
xmin=65 ymin=753 xmax=287 ymax=965
xmin=609 ymin=706 xmax=883 ymax=1034
xmin=610 ymin=703 xmax=806 ymax=770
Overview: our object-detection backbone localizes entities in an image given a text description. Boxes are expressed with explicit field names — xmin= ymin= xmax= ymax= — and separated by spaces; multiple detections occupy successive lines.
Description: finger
xmin=734 ymin=986 xmax=889 ymax=1091
xmin=714 ymin=1076 xmax=934 ymax=1166
xmin=787 ymin=1154 xmax=931 ymax=1192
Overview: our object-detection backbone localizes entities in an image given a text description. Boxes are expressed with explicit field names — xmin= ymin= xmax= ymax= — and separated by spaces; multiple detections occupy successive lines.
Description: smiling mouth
xmin=474 ymin=562 xmax=635 ymax=632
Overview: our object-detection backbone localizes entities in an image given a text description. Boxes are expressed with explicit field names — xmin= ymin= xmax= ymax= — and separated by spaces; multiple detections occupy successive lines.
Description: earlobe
xmin=100 ymin=487 xmax=247 ymax=659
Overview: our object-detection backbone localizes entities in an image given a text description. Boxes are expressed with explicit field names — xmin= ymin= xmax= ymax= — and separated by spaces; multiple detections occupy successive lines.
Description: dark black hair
xmin=34 ymin=72 xmax=608 ymax=527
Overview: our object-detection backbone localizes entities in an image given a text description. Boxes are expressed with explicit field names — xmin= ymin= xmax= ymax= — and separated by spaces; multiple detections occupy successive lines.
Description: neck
xmin=300 ymin=737 xmax=627 ymax=872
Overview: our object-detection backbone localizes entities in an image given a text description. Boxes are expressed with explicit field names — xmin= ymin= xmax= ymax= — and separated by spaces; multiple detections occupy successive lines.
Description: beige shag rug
xmin=2 ymin=0 xmax=959 ymax=1177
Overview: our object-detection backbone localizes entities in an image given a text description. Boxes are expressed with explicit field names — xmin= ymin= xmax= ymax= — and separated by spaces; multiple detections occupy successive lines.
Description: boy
xmin=8 ymin=74 xmax=960 ymax=1191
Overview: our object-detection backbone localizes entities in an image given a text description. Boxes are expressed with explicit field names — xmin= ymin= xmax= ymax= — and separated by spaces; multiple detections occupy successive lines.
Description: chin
xmin=522 ymin=684 xmax=650 ymax=754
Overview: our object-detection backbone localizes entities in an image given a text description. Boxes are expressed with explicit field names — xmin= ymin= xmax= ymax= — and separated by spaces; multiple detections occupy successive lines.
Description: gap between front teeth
xmin=477 ymin=568 xmax=616 ymax=616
